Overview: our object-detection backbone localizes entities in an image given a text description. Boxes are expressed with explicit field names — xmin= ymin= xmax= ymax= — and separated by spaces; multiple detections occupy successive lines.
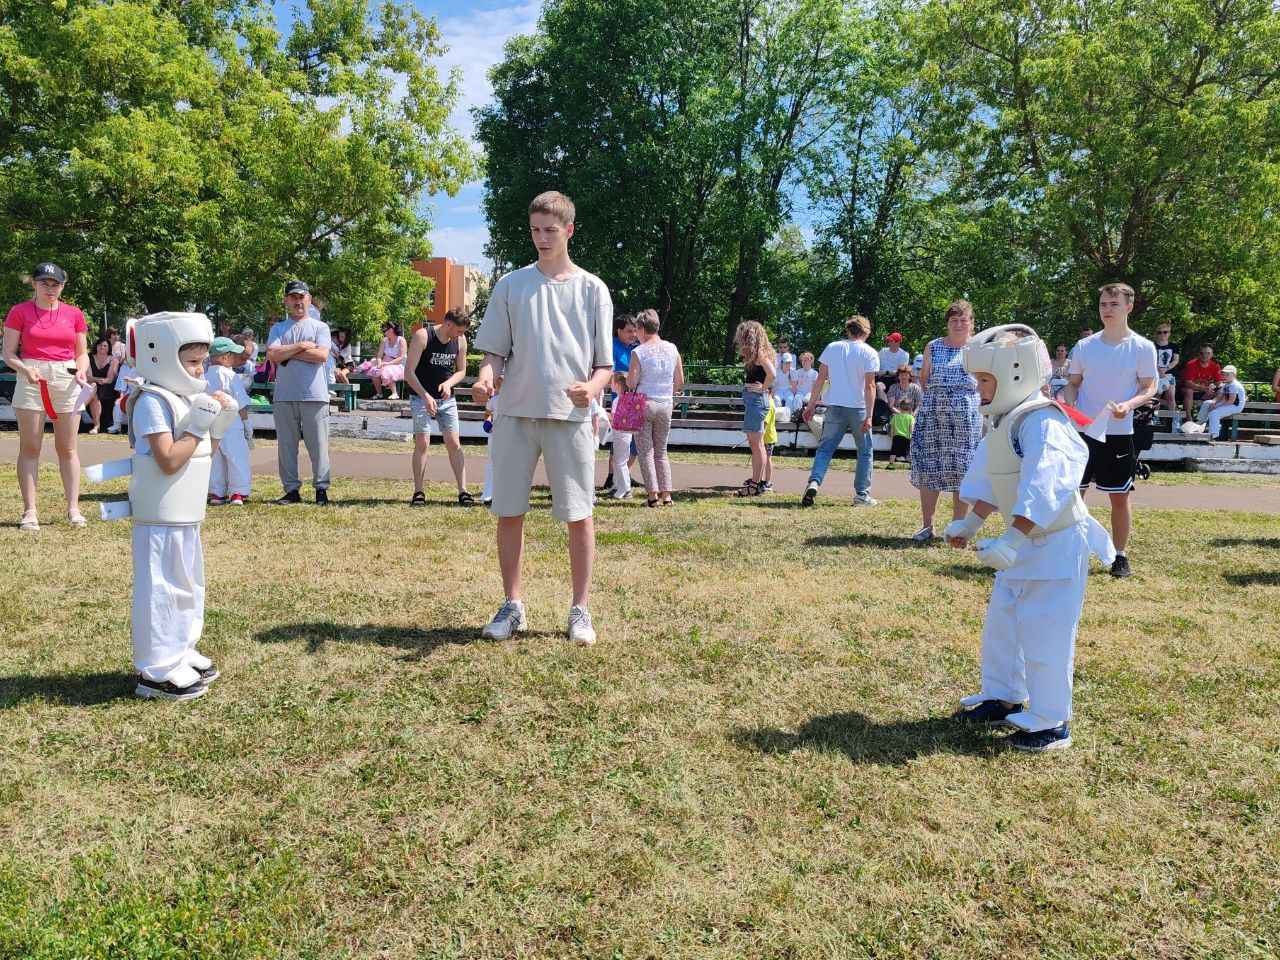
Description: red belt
xmin=38 ymin=379 xmax=58 ymax=420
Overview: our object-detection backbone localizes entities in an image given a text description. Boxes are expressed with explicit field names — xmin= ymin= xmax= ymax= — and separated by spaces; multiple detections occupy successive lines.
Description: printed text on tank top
xmin=414 ymin=326 xmax=461 ymax=399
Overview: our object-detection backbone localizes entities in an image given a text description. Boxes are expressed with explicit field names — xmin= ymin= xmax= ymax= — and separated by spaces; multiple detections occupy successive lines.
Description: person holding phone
xmin=2 ymin=262 xmax=92 ymax=530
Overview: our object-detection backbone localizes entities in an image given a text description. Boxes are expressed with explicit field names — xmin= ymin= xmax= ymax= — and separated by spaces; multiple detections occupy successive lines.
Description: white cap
xmin=963 ymin=323 xmax=1052 ymax=416
xmin=912 ymin=354 xmax=924 ymax=369
xmin=1222 ymin=364 xmax=1237 ymax=375
xmin=127 ymin=312 xmax=214 ymax=397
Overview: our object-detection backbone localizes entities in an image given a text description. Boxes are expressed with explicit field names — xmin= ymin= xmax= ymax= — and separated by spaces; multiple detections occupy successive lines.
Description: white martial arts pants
xmin=131 ymin=523 xmax=209 ymax=687
xmin=975 ymin=572 xmax=1087 ymax=732
xmin=1197 ymin=399 xmax=1244 ymax=438
xmin=210 ymin=423 xmax=252 ymax=497
xmin=610 ymin=430 xmax=633 ymax=496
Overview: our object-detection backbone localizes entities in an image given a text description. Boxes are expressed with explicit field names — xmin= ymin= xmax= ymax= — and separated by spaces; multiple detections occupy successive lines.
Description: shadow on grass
xmin=736 ymin=711 xmax=1000 ymax=766
xmin=1224 ymin=571 xmax=1280 ymax=587
xmin=805 ymin=533 xmax=940 ymax=549
xmin=253 ymin=621 xmax=557 ymax=658
xmin=0 ymin=671 xmax=137 ymax=708
xmin=1212 ymin=537 xmax=1280 ymax=549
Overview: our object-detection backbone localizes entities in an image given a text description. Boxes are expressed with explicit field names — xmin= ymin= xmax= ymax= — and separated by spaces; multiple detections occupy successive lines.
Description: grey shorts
xmin=490 ymin=415 xmax=596 ymax=522
xmin=410 ymin=395 xmax=459 ymax=435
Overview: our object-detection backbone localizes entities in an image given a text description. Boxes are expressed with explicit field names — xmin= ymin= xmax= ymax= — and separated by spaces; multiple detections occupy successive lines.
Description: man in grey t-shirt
xmin=267 ymin=280 xmax=333 ymax=504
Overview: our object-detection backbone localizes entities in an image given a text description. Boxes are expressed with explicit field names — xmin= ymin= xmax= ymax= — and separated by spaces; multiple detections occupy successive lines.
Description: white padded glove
xmin=943 ymin=513 xmax=985 ymax=543
xmin=243 ymin=418 xmax=255 ymax=450
xmin=209 ymin=399 xmax=240 ymax=440
xmin=974 ymin=528 xmax=1027 ymax=571
xmin=183 ymin=394 xmax=223 ymax=439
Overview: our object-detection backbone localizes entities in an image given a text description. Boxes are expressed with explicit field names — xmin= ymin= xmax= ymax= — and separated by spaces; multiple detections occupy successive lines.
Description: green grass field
xmin=1 ymin=464 xmax=1278 ymax=958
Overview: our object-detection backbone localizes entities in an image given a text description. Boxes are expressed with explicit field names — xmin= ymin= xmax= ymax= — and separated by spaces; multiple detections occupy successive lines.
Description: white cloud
xmin=434 ymin=1 xmax=541 ymax=145
xmin=426 ymin=224 xmax=493 ymax=268
xmin=423 ymin=2 xmax=541 ymax=269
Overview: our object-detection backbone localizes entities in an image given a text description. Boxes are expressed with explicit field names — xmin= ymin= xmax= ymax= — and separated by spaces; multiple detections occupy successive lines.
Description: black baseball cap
xmin=33 ymin=262 xmax=67 ymax=284
xmin=284 ymin=280 xmax=310 ymax=296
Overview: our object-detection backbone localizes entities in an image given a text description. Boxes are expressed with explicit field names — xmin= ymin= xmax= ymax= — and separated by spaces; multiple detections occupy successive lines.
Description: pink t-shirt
xmin=4 ymin=301 xmax=88 ymax=361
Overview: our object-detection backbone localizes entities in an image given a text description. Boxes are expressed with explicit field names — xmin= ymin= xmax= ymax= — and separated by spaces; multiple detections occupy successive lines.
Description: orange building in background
xmin=411 ymin=257 xmax=483 ymax=328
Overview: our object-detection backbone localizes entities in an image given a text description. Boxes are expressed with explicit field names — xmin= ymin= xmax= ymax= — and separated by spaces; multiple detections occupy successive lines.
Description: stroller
xmin=1131 ymin=396 xmax=1159 ymax=481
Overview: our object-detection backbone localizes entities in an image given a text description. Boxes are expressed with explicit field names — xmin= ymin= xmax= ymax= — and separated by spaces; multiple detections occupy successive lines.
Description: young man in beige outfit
xmin=471 ymin=191 xmax=614 ymax=645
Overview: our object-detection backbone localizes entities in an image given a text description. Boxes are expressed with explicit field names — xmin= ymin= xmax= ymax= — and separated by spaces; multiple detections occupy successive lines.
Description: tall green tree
xmin=917 ymin=0 xmax=1280 ymax=361
xmin=0 ymin=0 xmax=477 ymax=337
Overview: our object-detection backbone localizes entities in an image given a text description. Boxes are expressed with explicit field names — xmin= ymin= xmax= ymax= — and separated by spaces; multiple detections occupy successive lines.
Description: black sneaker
xmin=275 ymin=489 xmax=303 ymax=505
xmin=801 ymin=482 xmax=818 ymax=507
xmin=1110 ymin=555 xmax=1131 ymax=578
xmin=599 ymin=474 xmax=614 ymax=491
xmin=315 ymin=489 xmax=330 ymax=506
xmin=1009 ymin=724 xmax=1072 ymax=753
xmin=135 ymin=676 xmax=208 ymax=701
xmin=952 ymin=699 xmax=1024 ymax=726
xmin=194 ymin=664 xmax=220 ymax=684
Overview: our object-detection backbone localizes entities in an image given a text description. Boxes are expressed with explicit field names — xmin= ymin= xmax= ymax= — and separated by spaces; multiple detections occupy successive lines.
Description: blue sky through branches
xmin=271 ymin=0 xmax=541 ymax=266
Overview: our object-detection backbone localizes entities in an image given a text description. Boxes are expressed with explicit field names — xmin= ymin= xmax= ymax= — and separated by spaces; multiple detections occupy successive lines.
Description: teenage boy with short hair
xmin=1180 ymin=343 xmax=1223 ymax=423
xmin=801 ymin=314 xmax=879 ymax=508
xmin=471 ymin=191 xmax=614 ymax=646
xmin=1068 ymin=283 xmax=1158 ymax=578
xmin=1151 ymin=323 xmax=1181 ymax=411
xmin=405 ymin=307 xmax=473 ymax=505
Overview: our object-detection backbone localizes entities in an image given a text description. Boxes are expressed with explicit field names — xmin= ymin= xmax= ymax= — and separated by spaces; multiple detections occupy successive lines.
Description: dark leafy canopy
xmin=0 ymin=0 xmax=478 ymax=337
xmin=478 ymin=0 xmax=1280 ymax=367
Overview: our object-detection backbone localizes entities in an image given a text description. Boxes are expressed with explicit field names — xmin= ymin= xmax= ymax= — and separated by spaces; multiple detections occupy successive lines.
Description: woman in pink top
xmin=1 ymin=262 xmax=91 ymax=530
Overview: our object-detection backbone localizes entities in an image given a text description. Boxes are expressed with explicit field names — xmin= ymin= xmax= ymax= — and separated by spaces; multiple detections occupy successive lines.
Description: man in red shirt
xmin=1180 ymin=343 xmax=1222 ymax=422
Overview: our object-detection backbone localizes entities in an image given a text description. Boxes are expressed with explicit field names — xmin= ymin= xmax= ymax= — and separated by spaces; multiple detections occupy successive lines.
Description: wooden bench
xmin=1151 ymin=402 xmax=1280 ymax=440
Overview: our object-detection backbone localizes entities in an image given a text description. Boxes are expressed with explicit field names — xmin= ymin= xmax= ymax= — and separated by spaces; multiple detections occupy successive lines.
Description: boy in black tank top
xmin=405 ymin=308 xmax=473 ymax=505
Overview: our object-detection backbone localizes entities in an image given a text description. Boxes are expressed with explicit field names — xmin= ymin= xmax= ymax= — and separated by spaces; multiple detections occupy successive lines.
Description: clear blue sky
xmin=271 ymin=0 xmax=543 ymax=266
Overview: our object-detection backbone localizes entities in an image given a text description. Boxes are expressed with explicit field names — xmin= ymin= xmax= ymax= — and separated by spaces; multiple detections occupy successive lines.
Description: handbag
xmin=611 ymin=389 xmax=647 ymax=433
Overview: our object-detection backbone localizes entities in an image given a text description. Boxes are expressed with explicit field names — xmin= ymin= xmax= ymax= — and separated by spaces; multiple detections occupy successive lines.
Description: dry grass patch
xmin=0 ymin=463 xmax=1278 ymax=957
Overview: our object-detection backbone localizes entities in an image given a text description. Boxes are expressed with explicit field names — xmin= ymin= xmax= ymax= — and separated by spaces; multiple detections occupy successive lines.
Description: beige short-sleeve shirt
xmin=474 ymin=264 xmax=613 ymax=421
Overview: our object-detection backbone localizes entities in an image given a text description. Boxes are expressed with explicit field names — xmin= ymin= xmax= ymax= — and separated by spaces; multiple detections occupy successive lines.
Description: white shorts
xmin=490 ymin=415 xmax=595 ymax=522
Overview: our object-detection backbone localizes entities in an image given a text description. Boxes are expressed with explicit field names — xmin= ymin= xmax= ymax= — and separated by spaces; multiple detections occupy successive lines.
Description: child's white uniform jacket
xmin=960 ymin=396 xmax=1115 ymax=581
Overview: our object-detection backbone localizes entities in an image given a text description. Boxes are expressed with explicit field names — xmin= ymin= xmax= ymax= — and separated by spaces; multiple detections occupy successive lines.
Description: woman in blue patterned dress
xmin=909 ymin=300 xmax=983 ymax=541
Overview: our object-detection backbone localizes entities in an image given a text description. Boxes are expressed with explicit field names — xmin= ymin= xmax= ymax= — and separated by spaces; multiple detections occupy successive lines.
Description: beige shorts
xmin=11 ymin=359 xmax=81 ymax=414
xmin=490 ymin=415 xmax=596 ymax=522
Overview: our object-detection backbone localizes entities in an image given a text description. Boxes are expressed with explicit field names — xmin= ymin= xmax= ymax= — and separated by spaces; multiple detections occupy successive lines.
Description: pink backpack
xmin=611 ymin=390 xmax=647 ymax=432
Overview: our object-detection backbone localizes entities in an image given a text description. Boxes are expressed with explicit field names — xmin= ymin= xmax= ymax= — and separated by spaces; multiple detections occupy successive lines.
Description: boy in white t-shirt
xmin=801 ymin=315 xmax=879 ymax=507
xmin=1195 ymin=364 xmax=1247 ymax=438
xmin=471 ymin=191 xmax=614 ymax=646
xmin=1067 ymin=283 xmax=1158 ymax=578
xmin=204 ymin=337 xmax=254 ymax=505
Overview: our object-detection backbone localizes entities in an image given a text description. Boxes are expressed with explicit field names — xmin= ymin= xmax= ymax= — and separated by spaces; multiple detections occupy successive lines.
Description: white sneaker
xmin=610 ymin=489 xmax=632 ymax=500
xmin=107 ymin=425 xmax=121 ymax=434
xmin=481 ymin=600 xmax=526 ymax=640
xmin=568 ymin=605 xmax=597 ymax=646
xmin=853 ymin=494 xmax=878 ymax=507
xmin=911 ymin=526 xmax=935 ymax=542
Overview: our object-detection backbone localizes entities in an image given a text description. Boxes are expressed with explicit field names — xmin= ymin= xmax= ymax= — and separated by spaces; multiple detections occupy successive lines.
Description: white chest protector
xmin=987 ymin=393 xmax=1087 ymax=536
xmin=127 ymin=383 xmax=211 ymax=526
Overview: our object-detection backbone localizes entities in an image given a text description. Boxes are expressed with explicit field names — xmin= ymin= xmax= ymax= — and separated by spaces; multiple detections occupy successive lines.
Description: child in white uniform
xmin=944 ymin=324 xmax=1114 ymax=752
xmin=1195 ymin=364 xmax=1247 ymax=438
xmin=204 ymin=337 xmax=254 ymax=505
xmin=126 ymin=312 xmax=238 ymax=701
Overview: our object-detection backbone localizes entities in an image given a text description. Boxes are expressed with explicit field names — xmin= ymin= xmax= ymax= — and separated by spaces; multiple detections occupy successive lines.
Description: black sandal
xmin=410 ymin=491 xmax=427 ymax=506
xmin=647 ymin=498 xmax=660 ymax=508
xmin=735 ymin=479 xmax=760 ymax=497
xmin=458 ymin=491 xmax=477 ymax=507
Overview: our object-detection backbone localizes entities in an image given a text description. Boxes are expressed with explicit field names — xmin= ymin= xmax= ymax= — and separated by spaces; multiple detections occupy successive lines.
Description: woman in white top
xmin=370 ymin=322 xmax=407 ymax=399
xmin=626 ymin=308 xmax=684 ymax=506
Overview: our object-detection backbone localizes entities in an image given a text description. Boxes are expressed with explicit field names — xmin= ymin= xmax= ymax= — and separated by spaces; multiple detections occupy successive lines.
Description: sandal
xmin=735 ymin=479 xmax=760 ymax=497
xmin=67 ymin=509 xmax=88 ymax=528
xmin=410 ymin=491 xmax=427 ymax=506
xmin=19 ymin=509 xmax=39 ymax=532
xmin=646 ymin=498 xmax=660 ymax=508
xmin=662 ymin=498 xmax=675 ymax=506
xmin=457 ymin=491 xmax=476 ymax=507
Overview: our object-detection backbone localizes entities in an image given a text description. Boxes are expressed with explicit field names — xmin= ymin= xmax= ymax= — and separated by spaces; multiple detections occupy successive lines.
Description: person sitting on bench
xmin=1195 ymin=364 xmax=1246 ymax=439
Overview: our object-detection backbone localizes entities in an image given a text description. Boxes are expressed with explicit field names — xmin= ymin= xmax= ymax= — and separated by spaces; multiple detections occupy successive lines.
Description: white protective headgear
xmin=963 ymin=323 xmax=1053 ymax=416
xmin=127 ymin=312 xmax=214 ymax=396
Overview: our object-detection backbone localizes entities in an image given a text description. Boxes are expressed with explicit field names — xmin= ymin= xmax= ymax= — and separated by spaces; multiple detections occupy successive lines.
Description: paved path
xmin=3 ymin=436 xmax=1279 ymax=513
